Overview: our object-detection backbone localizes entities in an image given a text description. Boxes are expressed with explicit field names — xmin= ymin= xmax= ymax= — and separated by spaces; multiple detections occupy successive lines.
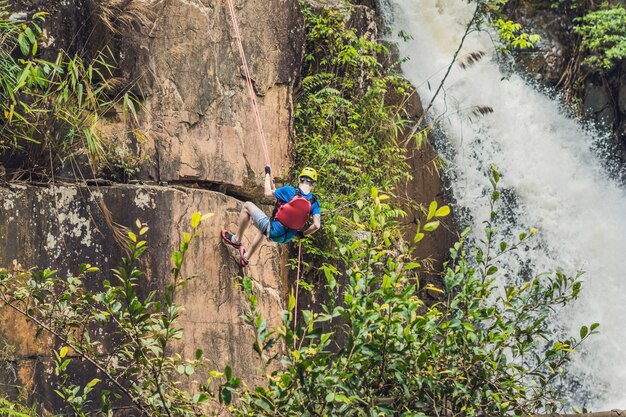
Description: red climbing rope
xmin=226 ymin=0 xmax=302 ymax=347
xmin=293 ymin=240 xmax=302 ymax=349
xmin=225 ymin=0 xmax=272 ymax=167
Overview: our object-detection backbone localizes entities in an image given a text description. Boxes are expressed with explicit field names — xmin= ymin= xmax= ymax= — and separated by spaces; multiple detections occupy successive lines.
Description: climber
xmin=221 ymin=166 xmax=321 ymax=267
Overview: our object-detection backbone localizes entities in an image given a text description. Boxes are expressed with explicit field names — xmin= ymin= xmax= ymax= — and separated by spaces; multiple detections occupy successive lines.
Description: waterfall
xmin=383 ymin=0 xmax=626 ymax=410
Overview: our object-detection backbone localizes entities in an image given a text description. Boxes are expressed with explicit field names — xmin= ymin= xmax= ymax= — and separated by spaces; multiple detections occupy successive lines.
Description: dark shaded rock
xmin=583 ymin=80 xmax=615 ymax=127
xmin=618 ymin=62 xmax=626 ymax=114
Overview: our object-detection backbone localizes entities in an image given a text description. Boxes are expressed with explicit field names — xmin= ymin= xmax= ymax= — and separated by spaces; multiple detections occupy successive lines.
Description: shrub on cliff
xmin=0 ymin=1 xmax=141 ymax=180
xmin=574 ymin=6 xmax=626 ymax=73
xmin=0 ymin=214 xmax=220 ymax=416
xmin=294 ymin=3 xmax=413 ymax=256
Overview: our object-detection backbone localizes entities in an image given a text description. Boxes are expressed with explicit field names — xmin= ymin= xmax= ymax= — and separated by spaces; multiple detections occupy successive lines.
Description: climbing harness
xmin=225 ymin=0 xmax=271 ymax=168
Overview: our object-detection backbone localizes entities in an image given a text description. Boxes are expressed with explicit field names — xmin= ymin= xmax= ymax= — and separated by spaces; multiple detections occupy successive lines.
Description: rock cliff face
xmin=0 ymin=184 xmax=288 ymax=409
xmin=1 ymin=0 xmax=302 ymax=411
xmin=135 ymin=0 xmax=304 ymax=191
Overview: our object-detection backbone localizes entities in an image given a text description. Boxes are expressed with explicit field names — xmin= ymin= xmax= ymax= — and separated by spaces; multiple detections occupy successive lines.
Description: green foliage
xmin=295 ymin=4 xmax=413 ymax=255
xmin=574 ymin=5 xmax=626 ymax=73
xmin=0 ymin=397 xmax=38 ymax=417
xmin=233 ymin=167 xmax=593 ymax=417
xmin=0 ymin=2 xmax=595 ymax=416
xmin=494 ymin=18 xmax=541 ymax=50
xmin=0 ymin=213 xmax=219 ymax=416
xmin=0 ymin=1 xmax=142 ymax=178
xmin=461 ymin=0 xmax=541 ymax=53
xmin=0 ymin=175 xmax=593 ymax=416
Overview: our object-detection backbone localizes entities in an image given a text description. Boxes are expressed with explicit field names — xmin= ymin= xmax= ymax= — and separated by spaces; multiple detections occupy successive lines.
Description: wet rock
xmin=583 ymin=80 xmax=615 ymax=127
xmin=618 ymin=63 xmax=626 ymax=114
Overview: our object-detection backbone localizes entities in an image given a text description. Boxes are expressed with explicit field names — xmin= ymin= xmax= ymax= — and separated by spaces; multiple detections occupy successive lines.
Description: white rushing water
xmin=383 ymin=0 xmax=626 ymax=410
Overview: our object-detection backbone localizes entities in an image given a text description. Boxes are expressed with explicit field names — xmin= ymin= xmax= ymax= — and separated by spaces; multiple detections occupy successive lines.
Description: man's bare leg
xmin=243 ymin=229 xmax=266 ymax=262
xmin=235 ymin=202 xmax=256 ymax=244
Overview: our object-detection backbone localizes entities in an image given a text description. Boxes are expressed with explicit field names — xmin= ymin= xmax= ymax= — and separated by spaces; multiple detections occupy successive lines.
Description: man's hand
xmin=296 ymin=231 xmax=305 ymax=239
xmin=265 ymin=165 xmax=271 ymax=175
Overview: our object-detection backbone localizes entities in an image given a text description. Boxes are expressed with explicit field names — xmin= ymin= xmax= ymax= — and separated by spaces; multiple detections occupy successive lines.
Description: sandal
xmin=221 ymin=229 xmax=241 ymax=248
xmin=239 ymin=246 xmax=249 ymax=267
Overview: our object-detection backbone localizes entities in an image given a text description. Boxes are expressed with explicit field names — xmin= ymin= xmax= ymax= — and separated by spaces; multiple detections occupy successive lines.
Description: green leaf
xmin=191 ymin=212 xmax=202 ymax=228
xmin=17 ymin=33 xmax=30 ymax=56
xmin=59 ymin=346 xmax=69 ymax=358
xmin=435 ymin=205 xmax=450 ymax=217
xmin=405 ymin=262 xmax=421 ymax=270
xmin=580 ymin=325 xmax=589 ymax=339
xmin=423 ymin=221 xmax=440 ymax=232
xmin=253 ymin=397 xmax=272 ymax=412
xmin=172 ymin=251 xmax=182 ymax=267
xmin=288 ymin=290 xmax=296 ymax=311
xmin=427 ymin=200 xmax=437 ymax=220
xmin=220 ymin=387 xmax=232 ymax=404
xmin=24 ymin=27 xmax=36 ymax=45
xmin=195 ymin=348 xmax=203 ymax=360
xmin=86 ymin=378 xmax=100 ymax=388
xmin=491 ymin=164 xmax=500 ymax=183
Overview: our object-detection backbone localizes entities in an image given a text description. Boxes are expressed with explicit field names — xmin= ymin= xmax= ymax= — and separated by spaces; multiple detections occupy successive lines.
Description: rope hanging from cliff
xmin=293 ymin=240 xmax=302 ymax=349
xmin=225 ymin=0 xmax=271 ymax=167
xmin=226 ymin=0 xmax=303 ymax=347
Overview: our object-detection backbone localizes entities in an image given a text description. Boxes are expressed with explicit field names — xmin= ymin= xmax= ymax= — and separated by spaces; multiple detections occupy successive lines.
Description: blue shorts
xmin=251 ymin=206 xmax=271 ymax=237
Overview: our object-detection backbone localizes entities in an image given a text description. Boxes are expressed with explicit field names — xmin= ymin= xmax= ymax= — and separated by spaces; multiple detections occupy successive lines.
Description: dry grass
xmin=91 ymin=0 xmax=156 ymax=34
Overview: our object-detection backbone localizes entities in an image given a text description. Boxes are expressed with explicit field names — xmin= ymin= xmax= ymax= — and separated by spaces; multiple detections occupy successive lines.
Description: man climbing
xmin=221 ymin=166 xmax=321 ymax=267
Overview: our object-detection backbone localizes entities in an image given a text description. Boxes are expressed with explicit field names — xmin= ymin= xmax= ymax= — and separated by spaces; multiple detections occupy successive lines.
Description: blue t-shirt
xmin=269 ymin=185 xmax=321 ymax=243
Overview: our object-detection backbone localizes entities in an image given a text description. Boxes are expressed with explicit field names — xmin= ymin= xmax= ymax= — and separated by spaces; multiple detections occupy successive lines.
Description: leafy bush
xmin=494 ymin=18 xmax=541 ymax=50
xmin=0 ymin=397 xmax=38 ymax=417
xmin=574 ymin=6 xmax=626 ymax=73
xmin=233 ymin=166 xmax=594 ymax=417
xmin=0 ymin=170 xmax=593 ymax=416
xmin=0 ymin=213 xmax=218 ymax=416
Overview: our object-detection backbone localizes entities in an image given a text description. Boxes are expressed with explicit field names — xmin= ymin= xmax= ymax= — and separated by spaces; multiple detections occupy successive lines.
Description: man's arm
xmin=301 ymin=214 xmax=320 ymax=237
xmin=264 ymin=166 xmax=275 ymax=198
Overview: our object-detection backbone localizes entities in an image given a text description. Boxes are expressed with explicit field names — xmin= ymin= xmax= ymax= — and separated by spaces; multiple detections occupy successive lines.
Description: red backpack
xmin=272 ymin=189 xmax=316 ymax=230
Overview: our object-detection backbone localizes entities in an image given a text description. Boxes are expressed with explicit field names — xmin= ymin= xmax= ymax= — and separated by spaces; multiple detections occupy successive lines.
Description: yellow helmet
xmin=299 ymin=167 xmax=318 ymax=182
